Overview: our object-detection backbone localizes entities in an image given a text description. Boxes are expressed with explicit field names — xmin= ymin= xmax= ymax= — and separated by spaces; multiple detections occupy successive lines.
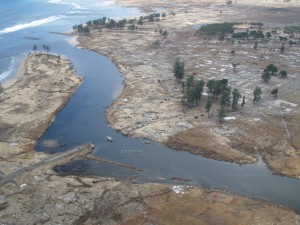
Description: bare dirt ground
xmin=1 ymin=52 xmax=299 ymax=224
xmin=74 ymin=0 xmax=300 ymax=178
xmin=0 ymin=52 xmax=82 ymax=175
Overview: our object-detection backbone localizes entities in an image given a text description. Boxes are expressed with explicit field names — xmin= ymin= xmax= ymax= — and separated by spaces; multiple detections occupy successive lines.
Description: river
xmin=1 ymin=0 xmax=300 ymax=213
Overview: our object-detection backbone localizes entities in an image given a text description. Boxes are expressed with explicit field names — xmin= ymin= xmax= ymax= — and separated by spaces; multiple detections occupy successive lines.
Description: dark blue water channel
xmin=33 ymin=36 xmax=300 ymax=213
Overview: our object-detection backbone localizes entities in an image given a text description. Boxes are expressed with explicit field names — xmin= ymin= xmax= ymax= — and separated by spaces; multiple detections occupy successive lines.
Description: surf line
xmin=0 ymin=15 xmax=65 ymax=34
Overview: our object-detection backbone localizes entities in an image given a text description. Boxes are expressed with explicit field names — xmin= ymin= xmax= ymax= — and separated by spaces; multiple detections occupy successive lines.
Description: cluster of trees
xmin=232 ymin=30 xmax=265 ymax=39
xmin=73 ymin=13 xmax=167 ymax=33
xmin=181 ymin=75 xmax=205 ymax=109
xmin=32 ymin=44 xmax=50 ymax=52
xmin=196 ymin=22 xmax=235 ymax=39
xmin=284 ymin=25 xmax=300 ymax=34
xmin=171 ymin=59 xmax=286 ymax=123
xmin=261 ymin=64 xmax=287 ymax=83
xmin=174 ymin=64 xmax=249 ymax=122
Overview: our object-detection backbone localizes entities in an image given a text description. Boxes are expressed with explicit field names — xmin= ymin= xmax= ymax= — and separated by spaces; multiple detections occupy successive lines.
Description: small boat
xmin=24 ymin=36 xmax=40 ymax=40
xmin=106 ymin=136 xmax=113 ymax=142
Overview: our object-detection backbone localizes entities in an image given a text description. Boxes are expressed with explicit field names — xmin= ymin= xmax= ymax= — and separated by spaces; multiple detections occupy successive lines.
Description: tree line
xmin=73 ymin=12 xmax=167 ymax=34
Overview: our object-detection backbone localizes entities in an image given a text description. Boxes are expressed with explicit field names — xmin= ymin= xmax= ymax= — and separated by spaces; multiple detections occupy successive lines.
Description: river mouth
xmin=32 ymin=36 xmax=300 ymax=213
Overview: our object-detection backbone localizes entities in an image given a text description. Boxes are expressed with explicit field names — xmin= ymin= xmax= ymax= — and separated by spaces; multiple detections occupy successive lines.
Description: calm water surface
xmin=1 ymin=0 xmax=300 ymax=213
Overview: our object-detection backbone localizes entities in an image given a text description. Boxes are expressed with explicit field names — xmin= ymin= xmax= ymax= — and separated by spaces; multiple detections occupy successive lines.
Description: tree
xmin=253 ymin=86 xmax=262 ymax=104
xmin=194 ymin=79 xmax=205 ymax=102
xmin=280 ymin=44 xmax=285 ymax=53
xmin=280 ymin=70 xmax=287 ymax=78
xmin=254 ymin=42 xmax=258 ymax=50
xmin=240 ymin=95 xmax=246 ymax=113
xmin=218 ymin=105 xmax=227 ymax=123
xmin=186 ymin=75 xmax=194 ymax=91
xmin=207 ymin=79 xmax=222 ymax=99
xmin=42 ymin=44 xmax=50 ymax=52
xmin=162 ymin=13 xmax=167 ymax=18
xmin=149 ymin=14 xmax=155 ymax=22
xmin=265 ymin=64 xmax=278 ymax=75
xmin=271 ymin=88 xmax=278 ymax=99
xmin=137 ymin=18 xmax=143 ymax=27
xmin=232 ymin=88 xmax=241 ymax=111
xmin=266 ymin=32 xmax=272 ymax=38
xmin=205 ymin=97 xmax=212 ymax=117
xmin=220 ymin=86 xmax=231 ymax=109
xmin=261 ymin=70 xmax=271 ymax=83
xmin=33 ymin=44 xmax=37 ymax=51
xmin=232 ymin=62 xmax=239 ymax=71
xmin=173 ymin=59 xmax=185 ymax=82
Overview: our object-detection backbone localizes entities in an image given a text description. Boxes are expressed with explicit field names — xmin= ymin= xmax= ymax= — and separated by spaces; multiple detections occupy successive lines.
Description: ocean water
xmin=0 ymin=0 xmax=138 ymax=82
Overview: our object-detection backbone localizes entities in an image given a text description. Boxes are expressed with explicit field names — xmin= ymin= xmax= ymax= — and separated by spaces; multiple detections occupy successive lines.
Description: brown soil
xmin=1 ymin=1 xmax=300 ymax=224
xmin=74 ymin=0 xmax=300 ymax=178
xmin=0 ymin=52 xmax=82 ymax=175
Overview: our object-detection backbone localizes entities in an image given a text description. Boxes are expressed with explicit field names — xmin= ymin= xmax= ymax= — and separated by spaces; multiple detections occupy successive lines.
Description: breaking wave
xmin=0 ymin=57 xmax=16 ymax=81
xmin=0 ymin=15 xmax=65 ymax=34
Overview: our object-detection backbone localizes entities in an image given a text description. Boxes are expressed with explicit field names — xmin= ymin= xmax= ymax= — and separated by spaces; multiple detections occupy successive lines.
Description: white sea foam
xmin=0 ymin=15 xmax=65 ymax=34
xmin=0 ymin=57 xmax=16 ymax=81
xmin=48 ymin=0 xmax=83 ymax=9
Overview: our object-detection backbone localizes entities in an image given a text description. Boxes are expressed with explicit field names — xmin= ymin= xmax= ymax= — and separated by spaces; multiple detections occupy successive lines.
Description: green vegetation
xmin=262 ymin=64 xmax=279 ymax=82
xmin=240 ymin=96 xmax=246 ymax=113
xmin=183 ymin=75 xmax=205 ymax=106
xmin=232 ymin=88 xmax=241 ymax=111
xmin=271 ymin=88 xmax=278 ymax=99
xmin=265 ymin=64 xmax=278 ymax=75
xmin=261 ymin=70 xmax=271 ymax=83
xmin=42 ymin=44 xmax=50 ymax=52
xmin=284 ymin=25 xmax=300 ymax=34
xmin=232 ymin=30 xmax=265 ymax=39
xmin=73 ymin=13 xmax=166 ymax=33
xmin=196 ymin=22 xmax=235 ymax=38
xmin=280 ymin=70 xmax=287 ymax=78
xmin=173 ymin=59 xmax=185 ymax=82
xmin=253 ymin=86 xmax=262 ymax=104
xmin=218 ymin=105 xmax=227 ymax=123
xmin=205 ymin=97 xmax=212 ymax=117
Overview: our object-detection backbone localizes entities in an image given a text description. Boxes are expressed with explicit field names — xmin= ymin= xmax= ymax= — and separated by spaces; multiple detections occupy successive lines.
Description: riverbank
xmin=73 ymin=0 xmax=300 ymax=178
xmin=1 ymin=52 xmax=299 ymax=224
xmin=0 ymin=52 xmax=82 ymax=174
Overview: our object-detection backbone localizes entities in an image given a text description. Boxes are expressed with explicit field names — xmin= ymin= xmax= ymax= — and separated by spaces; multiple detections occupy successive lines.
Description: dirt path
xmin=0 ymin=143 xmax=94 ymax=187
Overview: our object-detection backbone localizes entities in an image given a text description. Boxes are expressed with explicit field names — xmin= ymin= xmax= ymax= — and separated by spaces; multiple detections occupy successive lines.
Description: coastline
xmin=73 ymin=0 xmax=300 ymax=178
xmin=0 ymin=52 xmax=82 ymax=174
xmin=0 ymin=7 xmax=299 ymax=224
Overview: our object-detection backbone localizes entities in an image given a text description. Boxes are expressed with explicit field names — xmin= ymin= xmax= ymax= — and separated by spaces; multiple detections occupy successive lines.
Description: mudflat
xmin=74 ymin=0 xmax=300 ymax=178
xmin=1 ymin=0 xmax=300 ymax=223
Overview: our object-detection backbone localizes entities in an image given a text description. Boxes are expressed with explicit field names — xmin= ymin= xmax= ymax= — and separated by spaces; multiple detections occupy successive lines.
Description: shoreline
xmin=74 ymin=0 xmax=300 ymax=178
xmin=0 ymin=52 xmax=82 ymax=174
xmin=0 ymin=3 xmax=300 ymax=223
